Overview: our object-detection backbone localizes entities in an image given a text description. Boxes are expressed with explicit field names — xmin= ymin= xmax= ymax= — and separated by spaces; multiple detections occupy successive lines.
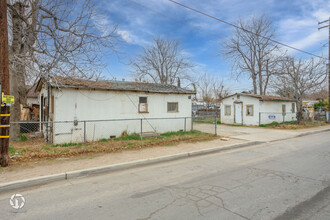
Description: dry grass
xmin=259 ymin=121 xmax=327 ymax=129
xmin=8 ymin=130 xmax=216 ymax=165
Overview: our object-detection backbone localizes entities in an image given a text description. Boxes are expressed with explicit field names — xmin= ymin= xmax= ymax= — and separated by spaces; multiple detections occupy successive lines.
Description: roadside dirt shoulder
xmin=0 ymin=138 xmax=244 ymax=183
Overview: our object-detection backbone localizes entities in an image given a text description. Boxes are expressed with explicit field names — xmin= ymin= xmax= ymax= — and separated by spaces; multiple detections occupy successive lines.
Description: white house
xmin=220 ymin=93 xmax=297 ymax=126
xmin=36 ymin=77 xmax=195 ymax=144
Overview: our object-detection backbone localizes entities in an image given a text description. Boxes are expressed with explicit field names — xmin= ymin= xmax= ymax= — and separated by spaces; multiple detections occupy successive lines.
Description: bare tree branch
xmin=273 ymin=56 xmax=327 ymax=122
xmin=7 ymin=0 xmax=120 ymax=140
xmin=222 ymin=14 xmax=281 ymax=95
xmin=130 ymin=36 xmax=194 ymax=85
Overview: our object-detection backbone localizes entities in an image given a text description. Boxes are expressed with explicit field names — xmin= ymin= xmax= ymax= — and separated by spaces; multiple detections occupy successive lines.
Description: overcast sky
xmin=94 ymin=0 xmax=329 ymax=93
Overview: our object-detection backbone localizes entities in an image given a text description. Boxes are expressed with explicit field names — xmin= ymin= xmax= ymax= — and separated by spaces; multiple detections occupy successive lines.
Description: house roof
xmin=36 ymin=77 xmax=195 ymax=94
xmin=26 ymin=84 xmax=39 ymax=98
xmin=224 ymin=93 xmax=295 ymax=102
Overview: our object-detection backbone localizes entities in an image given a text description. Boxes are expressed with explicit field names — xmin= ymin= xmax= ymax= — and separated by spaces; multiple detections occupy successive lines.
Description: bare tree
xmin=304 ymin=86 xmax=328 ymax=100
xmin=197 ymin=72 xmax=228 ymax=107
xmin=7 ymin=0 xmax=119 ymax=140
xmin=197 ymin=73 xmax=214 ymax=107
xmin=223 ymin=14 xmax=280 ymax=95
xmin=275 ymin=56 xmax=327 ymax=122
xmin=274 ymin=85 xmax=298 ymax=99
xmin=213 ymin=79 xmax=229 ymax=102
xmin=131 ymin=37 xmax=194 ymax=85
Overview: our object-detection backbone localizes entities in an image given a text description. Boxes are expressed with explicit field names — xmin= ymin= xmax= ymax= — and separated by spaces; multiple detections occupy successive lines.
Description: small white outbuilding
xmin=220 ymin=93 xmax=297 ymax=126
xmin=36 ymin=77 xmax=195 ymax=144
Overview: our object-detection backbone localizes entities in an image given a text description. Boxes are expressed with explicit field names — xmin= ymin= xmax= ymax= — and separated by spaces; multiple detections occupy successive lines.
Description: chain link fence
xmin=12 ymin=115 xmax=219 ymax=146
xmin=11 ymin=116 xmax=206 ymax=146
xmin=259 ymin=111 xmax=327 ymax=125
xmin=191 ymin=114 xmax=219 ymax=135
xmin=259 ymin=112 xmax=297 ymax=125
xmin=302 ymin=110 xmax=327 ymax=122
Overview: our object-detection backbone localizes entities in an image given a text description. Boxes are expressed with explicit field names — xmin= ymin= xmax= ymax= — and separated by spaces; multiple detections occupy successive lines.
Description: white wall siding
xmin=51 ymin=88 xmax=192 ymax=144
xmin=259 ymin=101 xmax=297 ymax=124
xmin=221 ymin=94 xmax=297 ymax=126
xmin=220 ymin=97 xmax=234 ymax=124
xmin=221 ymin=95 xmax=260 ymax=125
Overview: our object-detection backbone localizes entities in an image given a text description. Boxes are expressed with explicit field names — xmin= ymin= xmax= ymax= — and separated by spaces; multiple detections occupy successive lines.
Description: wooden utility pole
xmin=318 ymin=18 xmax=330 ymax=122
xmin=0 ymin=0 xmax=11 ymax=166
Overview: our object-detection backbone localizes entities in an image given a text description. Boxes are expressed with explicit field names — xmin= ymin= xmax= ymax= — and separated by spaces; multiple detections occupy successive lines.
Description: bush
xmin=314 ymin=99 xmax=329 ymax=110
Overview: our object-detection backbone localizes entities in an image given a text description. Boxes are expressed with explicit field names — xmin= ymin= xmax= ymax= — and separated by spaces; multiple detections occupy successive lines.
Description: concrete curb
xmin=297 ymin=128 xmax=330 ymax=137
xmin=65 ymin=152 xmax=191 ymax=180
xmin=0 ymin=141 xmax=264 ymax=193
xmin=0 ymin=173 xmax=66 ymax=193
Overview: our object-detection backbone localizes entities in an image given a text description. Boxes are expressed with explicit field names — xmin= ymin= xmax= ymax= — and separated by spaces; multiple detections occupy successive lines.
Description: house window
xmin=246 ymin=105 xmax=254 ymax=116
xmin=292 ymin=103 xmax=295 ymax=113
xmin=225 ymin=105 xmax=231 ymax=116
xmin=167 ymin=102 xmax=178 ymax=112
xmin=282 ymin=104 xmax=286 ymax=114
xmin=139 ymin=97 xmax=148 ymax=113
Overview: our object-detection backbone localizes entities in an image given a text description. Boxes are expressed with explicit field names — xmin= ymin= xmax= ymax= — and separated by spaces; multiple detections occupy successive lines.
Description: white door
xmin=235 ymin=103 xmax=242 ymax=124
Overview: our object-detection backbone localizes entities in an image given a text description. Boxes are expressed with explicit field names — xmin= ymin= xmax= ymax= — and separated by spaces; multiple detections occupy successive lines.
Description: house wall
xmin=259 ymin=101 xmax=297 ymax=124
xmin=50 ymin=88 xmax=192 ymax=144
xmin=220 ymin=94 xmax=297 ymax=126
xmin=220 ymin=95 xmax=260 ymax=125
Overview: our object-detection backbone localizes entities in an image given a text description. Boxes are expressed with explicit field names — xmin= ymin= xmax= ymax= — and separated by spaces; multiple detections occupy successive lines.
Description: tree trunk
xmin=296 ymin=98 xmax=303 ymax=124
xmin=258 ymin=62 xmax=263 ymax=95
xmin=9 ymin=2 xmax=27 ymax=141
xmin=252 ymin=74 xmax=257 ymax=94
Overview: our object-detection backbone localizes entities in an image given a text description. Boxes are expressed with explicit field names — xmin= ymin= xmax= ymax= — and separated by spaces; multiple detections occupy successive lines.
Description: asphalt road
xmin=1 ymin=132 xmax=329 ymax=220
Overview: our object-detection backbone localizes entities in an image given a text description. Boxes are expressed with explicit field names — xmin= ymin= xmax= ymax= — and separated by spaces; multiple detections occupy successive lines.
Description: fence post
xmin=184 ymin=117 xmax=186 ymax=137
xmin=259 ymin=112 xmax=261 ymax=126
xmin=45 ymin=120 xmax=48 ymax=142
xmin=219 ymin=109 xmax=221 ymax=124
xmin=191 ymin=116 xmax=193 ymax=131
xmin=84 ymin=121 xmax=86 ymax=151
xmin=140 ymin=119 xmax=143 ymax=145
xmin=215 ymin=114 xmax=217 ymax=136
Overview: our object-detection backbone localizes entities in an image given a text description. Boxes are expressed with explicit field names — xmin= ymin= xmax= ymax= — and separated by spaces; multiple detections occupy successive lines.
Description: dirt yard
xmin=8 ymin=130 xmax=216 ymax=166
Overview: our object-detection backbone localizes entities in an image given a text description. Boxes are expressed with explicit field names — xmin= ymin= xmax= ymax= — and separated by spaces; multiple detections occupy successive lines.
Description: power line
xmin=125 ymin=0 xmax=192 ymax=29
xmin=167 ymin=0 xmax=327 ymax=60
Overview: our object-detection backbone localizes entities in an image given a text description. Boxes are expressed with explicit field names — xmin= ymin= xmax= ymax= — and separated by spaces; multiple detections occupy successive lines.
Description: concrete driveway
xmin=194 ymin=123 xmax=330 ymax=142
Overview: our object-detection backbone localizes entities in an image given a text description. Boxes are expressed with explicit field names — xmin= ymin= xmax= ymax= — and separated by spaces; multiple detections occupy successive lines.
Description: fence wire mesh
xmin=259 ymin=112 xmax=296 ymax=125
xmin=11 ymin=116 xmax=208 ymax=146
xmin=259 ymin=111 xmax=327 ymax=125
xmin=302 ymin=111 xmax=327 ymax=122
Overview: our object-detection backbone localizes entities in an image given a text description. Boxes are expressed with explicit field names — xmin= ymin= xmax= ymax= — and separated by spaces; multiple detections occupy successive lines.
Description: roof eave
xmin=50 ymin=84 xmax=195 ymax=94
xmin=261 ymin=99 xmax=295 ymax=102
